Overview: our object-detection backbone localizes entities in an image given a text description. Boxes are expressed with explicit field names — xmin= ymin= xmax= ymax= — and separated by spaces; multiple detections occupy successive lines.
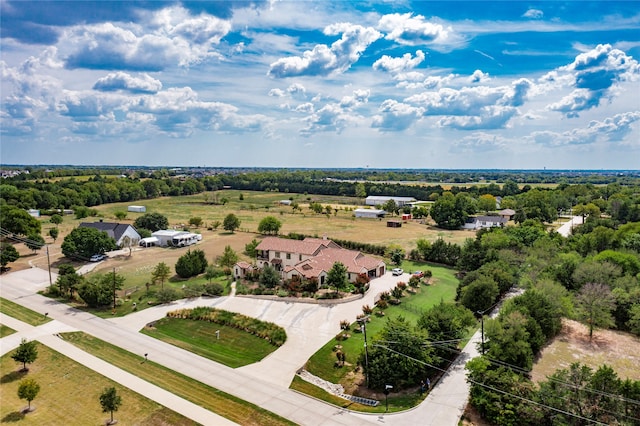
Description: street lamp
xmin=357 ymin=316 xmax=370 ymax=387
xmin=476 ymin=310 xmax=485 ymax=355
xmin=384 ymin=384 xmax=393 ymax=412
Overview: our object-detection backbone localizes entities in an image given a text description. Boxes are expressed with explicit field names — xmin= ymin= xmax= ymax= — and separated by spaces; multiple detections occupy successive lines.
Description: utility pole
xmin=358 ymin=316 xmax=370 ymax=387
xmin=477 ymin=310 xmax=485 ymax=355
xmin=112 ymin=267 xmax=117 ymax=312
xmin=46 ymin=246 xmax=52 ymax=287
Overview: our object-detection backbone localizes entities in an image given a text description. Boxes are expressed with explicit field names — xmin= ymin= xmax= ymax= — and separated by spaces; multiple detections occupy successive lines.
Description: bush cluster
xmin=167 ymin=307 xmax=287 ymax=346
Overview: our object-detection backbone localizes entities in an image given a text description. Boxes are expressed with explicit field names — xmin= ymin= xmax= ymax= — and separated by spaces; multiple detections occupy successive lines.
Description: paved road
xmin=556 ymin=215 xmax=584 ymax=237
xmin=1 ymin=267 xmax=477 ymax=425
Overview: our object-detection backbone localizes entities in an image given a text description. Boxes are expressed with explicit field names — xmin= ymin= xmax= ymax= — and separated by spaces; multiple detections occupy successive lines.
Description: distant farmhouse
xmin=463 ymin=215 xmax=508 ymax=230
xmin=235 ymin=236 xmax=386 ymax=285
xmin=79 ymin=221 xmax=141 ymax=247
xmin=365 ymin=196 xmax=417 ymax=207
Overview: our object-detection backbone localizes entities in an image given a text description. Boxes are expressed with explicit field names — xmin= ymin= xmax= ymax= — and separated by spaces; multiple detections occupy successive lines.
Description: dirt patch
xmin=531 ymin=319 xmax=640 ymax=383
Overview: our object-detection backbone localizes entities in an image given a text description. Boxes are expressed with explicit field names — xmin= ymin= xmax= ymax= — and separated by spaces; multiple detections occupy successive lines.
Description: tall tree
xmin=576 ymin=282 xmax=616 ymax=340
xmin=133 ymin=212 xmax=168 ymax=232
xmin=363 ymin=316 xmax=433 ymax=390
xmin=99 ymin=387 xmax=122 ymax=425
xmin=0 ymin=204 xmax=41 ymax=236
xmin=61 ymin=227 xmax=117 ymax=260
xmin=430 ymin=193 xmax=466 ymax=229
xmin=11 ymin=339 xmax=38 ymax=371
xmin=326 ymin=262 xmax=348 ymax=295
xmin=17 ymin=378 xmax=40 ymax=412
xmin=151 ymin=262 xmax=171 ymax=289
xmin=223 ymin=213 xmax=241 ymax=233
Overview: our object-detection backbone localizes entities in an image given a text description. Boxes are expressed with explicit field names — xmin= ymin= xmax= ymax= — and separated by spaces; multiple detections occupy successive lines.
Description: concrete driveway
xmin=1 ymin=268 xmax=473 ymax=425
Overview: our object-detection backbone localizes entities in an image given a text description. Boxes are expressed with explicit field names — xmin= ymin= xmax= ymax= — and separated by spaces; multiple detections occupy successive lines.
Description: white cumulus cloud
xmin=268 ymin=23 xmax=382 ymax=77
xmin=93 ymin=72 xmax=162 ymax=93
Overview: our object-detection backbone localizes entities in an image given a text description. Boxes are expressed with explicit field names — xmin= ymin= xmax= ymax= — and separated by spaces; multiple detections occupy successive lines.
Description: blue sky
xmin=1 ymin=1 xmax=639 ymax=169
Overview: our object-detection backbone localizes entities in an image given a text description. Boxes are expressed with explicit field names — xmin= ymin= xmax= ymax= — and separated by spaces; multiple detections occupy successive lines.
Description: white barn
xmin=128 ymin=205 xmax=146 ymax=213
xmin=354 ymin=208 xmax=386 ymax=218
xmin=365 ymin=196 xmax=417 ymax=207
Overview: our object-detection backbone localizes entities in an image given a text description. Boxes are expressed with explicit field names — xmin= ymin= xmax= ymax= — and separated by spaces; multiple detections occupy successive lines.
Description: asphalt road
xmin=1 ymin=267 xmax=478 ymax=425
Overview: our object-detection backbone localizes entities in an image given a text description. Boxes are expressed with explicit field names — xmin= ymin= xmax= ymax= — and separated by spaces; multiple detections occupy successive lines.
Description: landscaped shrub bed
xmin=166 ymin=307 xmax=287 ymax=346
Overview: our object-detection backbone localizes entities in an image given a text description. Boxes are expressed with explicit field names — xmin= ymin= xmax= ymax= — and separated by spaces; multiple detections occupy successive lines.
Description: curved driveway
xmin=1 ymin=267 xmax=476 ymax=425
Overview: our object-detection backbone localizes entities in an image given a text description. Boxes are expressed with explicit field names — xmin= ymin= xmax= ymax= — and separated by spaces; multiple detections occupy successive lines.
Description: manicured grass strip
xmin=290 ymin=375 xmax=425 ymax=414
xmin=1 ymin=342 xmax=195 ymax=425
xmin=141 ymin=317 xmax=278 ymax=368
xmin=0 ymin=297 xmax=52 ymax=326
xmin=306 ymin=262 xmax=459 ymax=385
xmin=61 ymin=332 xmax=295 ymax=426
xmin=1 ymin=324 xmax=16 ymax=337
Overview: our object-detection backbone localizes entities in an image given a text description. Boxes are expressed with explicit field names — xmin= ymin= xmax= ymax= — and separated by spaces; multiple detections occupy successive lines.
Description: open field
xmin=141 ymin=317 xmax=279 ymax=368
xmin=531 ymin=319 xmax=640 ymax=383
xmin=61 ymin=332 xmax=295 ymax=426
xmin=9 ymin=190 xmax=473 ymax=314
xmin=0 ymin=298 xmax=52 ymax=326
xmin=0 ymin=342 xmax=195 ymax=425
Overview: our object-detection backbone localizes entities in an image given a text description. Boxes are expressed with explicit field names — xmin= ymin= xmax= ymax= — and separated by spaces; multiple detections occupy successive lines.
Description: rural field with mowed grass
xmin=0 ymin=343 xmax=195 ymax=425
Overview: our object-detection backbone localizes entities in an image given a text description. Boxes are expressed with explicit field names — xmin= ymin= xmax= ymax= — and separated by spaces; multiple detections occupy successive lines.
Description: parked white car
xmin=391 ymin=268 xmax=404 ymax=276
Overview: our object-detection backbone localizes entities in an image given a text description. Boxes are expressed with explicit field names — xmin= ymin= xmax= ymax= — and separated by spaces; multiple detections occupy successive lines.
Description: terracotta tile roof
xmin=256 ymin=236 xmax=337 ymax=255
xmin=236 ymin=261 xmax=253 ymax=269
xmin=292 ymin=247 xmax=383 ymax=277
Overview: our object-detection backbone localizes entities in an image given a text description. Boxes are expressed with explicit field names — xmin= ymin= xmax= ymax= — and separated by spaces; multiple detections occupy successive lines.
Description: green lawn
xmin=0 ymin=298 xmax=52 ymax=326
xmin=61 ymin=332 xmax=295 ymax=426
xmin=305 ymin=261 xmax=462 ymax=387
xmin=0 ymin=324 xmax=16 ymax=337
xmin=140 ymin=317 xmax=279 ymax=368
xmin=1 ymin=342 xmax=195 ymax=425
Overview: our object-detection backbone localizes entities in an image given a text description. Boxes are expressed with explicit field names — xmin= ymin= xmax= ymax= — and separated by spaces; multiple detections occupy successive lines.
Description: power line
xmin=373 ymin=344 xmax=624 ymax=425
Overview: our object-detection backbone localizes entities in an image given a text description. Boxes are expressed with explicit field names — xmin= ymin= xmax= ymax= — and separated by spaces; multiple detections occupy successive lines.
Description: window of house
xmin=299 ymin=254 xmax=302 ymax=261
xmin=275 ymin=251 xmax=281 ymax=258
xmin=286 ymin=253 xmax=291 ymax=260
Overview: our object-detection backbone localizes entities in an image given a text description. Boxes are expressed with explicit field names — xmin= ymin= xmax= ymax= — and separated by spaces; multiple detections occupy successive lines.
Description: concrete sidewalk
xmin=1 ymin=267 xmax=475 ymax=425
xmin=0 ymin=314 xmax=236 ymax=426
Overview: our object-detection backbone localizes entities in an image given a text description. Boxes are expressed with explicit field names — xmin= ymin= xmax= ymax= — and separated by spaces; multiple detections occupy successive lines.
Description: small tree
xmin=48 ymin=227 xmax=59 ymax=242
xmin=114 ymin=211 xmax=127 ymax=220
xmin=0 ymin=243 xmax=20 ymax=269
xmin=151 ymin=262 xmax=171 ymax=289
xmin=223 ymin=213 xmax=241 ymax=233
xmin=12 ymin=339 xmax=38 ymax=371
xmin=244 ymin=238 xmax=259 ymax=257
xmin=218 ymin=245 xmax=239 ymax=269
xmin=211 ymin=220 xmax=221 ymax=230
xmin=189 ymin=217 xmax=203 ymax=228
xmin=100 ymin=386 xmax=122 ymax=425
xmin=50 ymin=214 xmax=63 ymax=225
xmin=18 ymin=378 xmax=40 ymax=412
xmin=259 ymin=265 xmax=280 ymax=288
xmin=25 ymin=233 xmax=45 ymax=253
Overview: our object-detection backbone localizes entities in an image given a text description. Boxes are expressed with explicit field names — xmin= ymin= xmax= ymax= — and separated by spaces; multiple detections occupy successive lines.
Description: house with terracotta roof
xmin=241 ymin=236 xmax=386 ymax=285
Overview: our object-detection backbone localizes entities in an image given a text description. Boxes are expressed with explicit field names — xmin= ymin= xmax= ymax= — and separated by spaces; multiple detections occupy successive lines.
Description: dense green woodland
xmin=2 ymin=168 xmax=640 ymax=424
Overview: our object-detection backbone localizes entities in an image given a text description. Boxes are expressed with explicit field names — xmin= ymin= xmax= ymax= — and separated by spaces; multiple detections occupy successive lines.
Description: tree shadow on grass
xmin=1 ymin=411 xmax=25 ymax=422
xmin=0 ymin=369 xmax=27 ymax=384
